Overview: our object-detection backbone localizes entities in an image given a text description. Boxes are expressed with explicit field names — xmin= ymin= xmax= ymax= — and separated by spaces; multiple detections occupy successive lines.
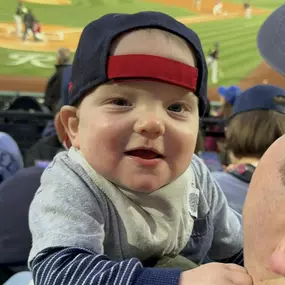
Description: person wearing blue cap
xmin=218 ymin=85 xmax=242 ymax=118
xmin=242 ymin=4 xmax=285 ymax=285
xmin=27 ymin=12 xmax=252 ymax=285
xmin=212 ymin=84 xmax=285 ymax=216
xmin=202 ymin=86 xmax=241 ymax=166
xmin=218 ymin=85 xmax=242 ymax=106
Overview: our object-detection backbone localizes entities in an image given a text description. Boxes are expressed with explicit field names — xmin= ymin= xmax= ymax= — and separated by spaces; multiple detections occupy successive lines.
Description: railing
xmin=0 ymin=91 xmax=45 ymax=109
xmin=0 ymin=90 xmax=44 ymax=98
xmin=0 ymin=110 xmax=53 ymax=120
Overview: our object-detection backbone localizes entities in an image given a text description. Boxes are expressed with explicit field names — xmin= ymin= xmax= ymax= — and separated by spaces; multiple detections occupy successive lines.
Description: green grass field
xmin=191 ymin=14 xmax=269 ymax=87
xmin=0 ymin=0 xmax=193 ymax=26
xmin=0 ymin=0 xmax=193 ymax=79
xmin=0 ymin=0 xmax=282 ymax=88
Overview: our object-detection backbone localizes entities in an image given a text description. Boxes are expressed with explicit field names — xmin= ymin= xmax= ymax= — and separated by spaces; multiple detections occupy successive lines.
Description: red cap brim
xmin=107 ymin=54 xmax=198 ymax=92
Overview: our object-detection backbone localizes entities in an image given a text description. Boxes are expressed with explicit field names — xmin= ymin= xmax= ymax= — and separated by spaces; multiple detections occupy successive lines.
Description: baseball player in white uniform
xmin=213 ymin=0 xmax=223 ymax=16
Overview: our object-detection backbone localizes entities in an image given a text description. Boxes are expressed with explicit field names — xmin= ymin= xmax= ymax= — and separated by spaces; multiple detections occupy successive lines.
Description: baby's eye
xmin=168 ymin=103 xmax=184 ymax=113
xmin=111 ymin=98 xmax=131 ymax=106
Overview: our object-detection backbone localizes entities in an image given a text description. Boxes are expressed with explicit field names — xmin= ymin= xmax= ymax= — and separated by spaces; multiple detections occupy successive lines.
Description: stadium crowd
xmin=1 ymin=3 xmax=285 ymax=285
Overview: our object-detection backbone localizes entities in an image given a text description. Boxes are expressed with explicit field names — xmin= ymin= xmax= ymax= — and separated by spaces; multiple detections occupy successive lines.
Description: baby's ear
xmin=59 ymin=106 xmax=80 ymax=148
xmin=54 ymin=112 xmax=66 ymax=144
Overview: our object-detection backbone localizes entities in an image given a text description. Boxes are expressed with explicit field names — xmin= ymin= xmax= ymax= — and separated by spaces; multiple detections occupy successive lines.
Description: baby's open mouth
xmin=125 ymin=149 xmax=163 ymax=160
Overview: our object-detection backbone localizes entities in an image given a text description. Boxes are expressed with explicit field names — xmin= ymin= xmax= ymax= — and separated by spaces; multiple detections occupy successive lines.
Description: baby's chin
xmin=115 ymin=177 xmax=172 ymax=193
xmin=120 ymin=181 xmax=166 ymax=193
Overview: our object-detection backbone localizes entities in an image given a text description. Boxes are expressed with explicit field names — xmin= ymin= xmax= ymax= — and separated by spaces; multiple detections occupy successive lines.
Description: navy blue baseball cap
xmin=257 ymin=4 xmax=285 ymax=76
xmin=231 ymin=85 xmax=285 ymax=119
xmin=68 ymin=11 xmax=208 ymax=115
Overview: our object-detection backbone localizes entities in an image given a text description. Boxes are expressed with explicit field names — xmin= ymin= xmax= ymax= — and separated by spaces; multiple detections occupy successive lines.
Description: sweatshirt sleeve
xmin=28 ymin=155 xmax=181 ymax=284
xmin=30 ymin=247 xmax=181 ymax=285
xmin=28 ymin=156 xmax=107 ymax=262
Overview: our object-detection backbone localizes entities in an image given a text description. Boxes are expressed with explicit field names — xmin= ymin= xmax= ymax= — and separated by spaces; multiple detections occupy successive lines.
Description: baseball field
xmin=0 ymin=0 xmax=284 ymax=101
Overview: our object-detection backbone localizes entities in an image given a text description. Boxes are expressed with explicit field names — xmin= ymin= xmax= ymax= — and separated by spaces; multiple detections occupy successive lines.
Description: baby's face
xmin=72 ymin=29 xmax=199 ymax=192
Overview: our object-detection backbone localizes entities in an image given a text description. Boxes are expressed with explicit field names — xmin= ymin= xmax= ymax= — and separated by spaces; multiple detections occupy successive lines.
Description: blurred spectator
xmin=0 ymin=166 xmax=44 ymax=284
xmin=41 ymin=120 xmax=56 ymax=138
xmin=217 ymin=85 xmax=242 ymax=165
xmin=24 ymin=100 xmax=66 ymax=167
xmin=243 ymin=4 xmax=285 ymax=282
xmin=24 ymin=63 xmax=71 ymax=167
xmin=258 ymin=4 xmax=285 ymax=76
xmin=43 ymin=48 xmax=72 ymax=113
xmin=0 ymin=132 xmax=23 ymax=183
xmin=199 ymin=151 xmax=223 ymax=172
xmin=42 ymin=48 xmax=72 ymax=137
xmin=217 ymin=85 xmax=242 ymax=118
xmin=0 ymin=99 xmax=69 ymax=282
xmin=204 ymin=86 xmax=241 ymax=166
xmin=212 ymin=85 xmax=285 ymax=215
xmin=0 ymin=98 xmax=69 ymax=282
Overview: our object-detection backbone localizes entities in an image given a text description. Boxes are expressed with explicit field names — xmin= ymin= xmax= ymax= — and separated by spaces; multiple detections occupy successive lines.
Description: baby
xmin=28 ymin=11 xmax=251 ymax=285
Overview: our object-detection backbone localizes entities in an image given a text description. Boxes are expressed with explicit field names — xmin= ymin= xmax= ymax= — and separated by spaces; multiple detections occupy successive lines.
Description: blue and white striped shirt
xmin=30 ymin=247 xmax=181 ymax=285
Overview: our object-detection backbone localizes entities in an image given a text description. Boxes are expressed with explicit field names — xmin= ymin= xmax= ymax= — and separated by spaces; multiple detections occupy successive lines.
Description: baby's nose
xmin=134 ymin=116 xmax=165 ymax=139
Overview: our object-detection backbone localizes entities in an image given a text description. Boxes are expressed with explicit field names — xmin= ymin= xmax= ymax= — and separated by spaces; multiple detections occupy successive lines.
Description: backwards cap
xmin=69 ymin=11 xmax=208 ymax=115
xmin=231 ymin=84 xmax=285 ymax=119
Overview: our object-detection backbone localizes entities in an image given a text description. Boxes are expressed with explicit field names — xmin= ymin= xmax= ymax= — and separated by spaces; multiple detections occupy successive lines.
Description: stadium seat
xmin=6 ymin=96 xmax=45 ymax=113
xmin=0 ymin=111 xmax=53 ymax=155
